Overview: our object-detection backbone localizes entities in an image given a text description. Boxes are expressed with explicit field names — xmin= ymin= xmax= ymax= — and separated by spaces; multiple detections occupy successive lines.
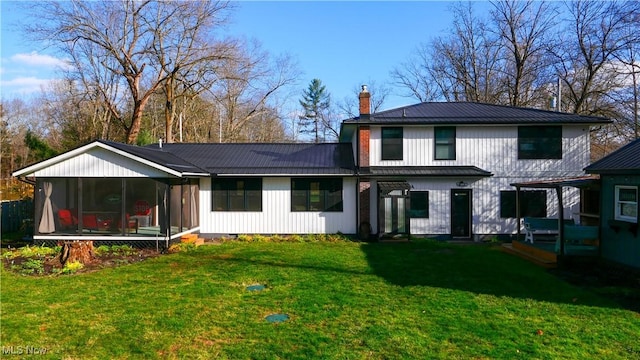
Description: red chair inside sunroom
xmin=58 ymin=209 xmax=78 ymax=230
xmin=82 ymin=214 xmax=99 ymax=232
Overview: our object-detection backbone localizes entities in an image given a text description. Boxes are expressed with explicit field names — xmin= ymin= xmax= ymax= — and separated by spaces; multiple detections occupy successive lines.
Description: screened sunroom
xmin=13 ymin=141 xmax=204 ymax=245
xmin=34 ymin=177 xmax=199 ymax=242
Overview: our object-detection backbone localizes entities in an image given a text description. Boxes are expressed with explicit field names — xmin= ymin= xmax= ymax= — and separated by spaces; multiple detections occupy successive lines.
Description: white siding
xmin=366 ymin=124 xmax=590 ymax=237
xmin=369 ymin=125 xmax=591 ymax=176
xmin=200 ymin=177 xmax=357 ymax=235
xmin=408 ymin=177 xmax=580 ymax=237
xmin=33 ymin=148 xmax=172 ymax=178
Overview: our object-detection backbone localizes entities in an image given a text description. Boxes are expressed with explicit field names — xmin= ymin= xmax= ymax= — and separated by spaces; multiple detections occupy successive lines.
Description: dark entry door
xmin=451 ymin=189 xmax=471 ymax=238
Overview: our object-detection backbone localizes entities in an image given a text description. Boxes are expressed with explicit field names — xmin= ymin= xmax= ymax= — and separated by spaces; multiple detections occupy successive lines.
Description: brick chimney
xmin=357 ymin=85 xmax=370 ymax=169
xmin=359 ymin=85 xmax=370 ymax=117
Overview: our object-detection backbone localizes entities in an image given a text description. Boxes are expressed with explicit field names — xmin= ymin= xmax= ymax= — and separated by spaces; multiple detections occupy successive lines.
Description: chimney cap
xmin=361 ymin=85 xmax=368 ymax=93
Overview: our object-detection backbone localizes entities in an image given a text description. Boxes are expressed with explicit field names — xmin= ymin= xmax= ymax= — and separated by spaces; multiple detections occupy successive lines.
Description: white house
xmin=12 ymin=88 xmax=610 ymax=244
xmin=340 ymin=87 xmax=610 ymax=240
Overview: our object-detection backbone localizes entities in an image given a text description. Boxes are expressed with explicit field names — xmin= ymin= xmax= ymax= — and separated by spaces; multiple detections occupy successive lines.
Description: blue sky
xmin=0 ymin=1 xmax=490 ymax=111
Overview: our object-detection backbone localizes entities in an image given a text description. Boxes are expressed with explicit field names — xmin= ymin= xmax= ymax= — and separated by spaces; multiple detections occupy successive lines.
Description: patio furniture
xmin=523 ymin=217 xmax=575 ymax=243
xmin=58 ymin=209 xmax=77 ymax=229
xmin=82 ymin=214 xmax=99 ymax=232
xmin=118 ymin=213 xmax=138 ymax=234
xmin=555 ymin=225 xmax=599 ymax=255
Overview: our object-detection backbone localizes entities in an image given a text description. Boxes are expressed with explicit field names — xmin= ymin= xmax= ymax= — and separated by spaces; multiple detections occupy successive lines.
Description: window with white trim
xmin=615 ymin=185 xmax=638 ymax=223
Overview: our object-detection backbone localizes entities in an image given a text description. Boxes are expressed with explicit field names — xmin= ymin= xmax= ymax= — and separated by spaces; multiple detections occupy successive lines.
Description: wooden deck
xmin=501 ymin=240 xmax=557 ymax=268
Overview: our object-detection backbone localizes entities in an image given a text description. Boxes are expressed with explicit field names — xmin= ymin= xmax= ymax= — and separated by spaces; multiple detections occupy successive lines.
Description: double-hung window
xmin=434 ymin=127 xmax=456 ymax=160
xmin=381 ymin=127 xmax=403 ymax=160
xmin=615 ymin=186 xmax=638 ymax=223
xmin=291 ymin=178 xmax=343 ymax=212
xmin=409 ymin=191 xmax=429 ymax=218
xmin=518 ymin=126 xmax=562 ymax=159
xmin=212 ymin=178 xmax=262 ymax=211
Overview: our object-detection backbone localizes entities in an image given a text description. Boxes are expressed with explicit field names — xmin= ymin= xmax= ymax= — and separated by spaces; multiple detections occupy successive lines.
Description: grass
xmin=2 ymin=239 xmax=639 ymax=359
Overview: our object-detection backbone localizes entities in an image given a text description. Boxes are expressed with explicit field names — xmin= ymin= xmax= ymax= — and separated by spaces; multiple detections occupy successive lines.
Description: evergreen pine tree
xmin=299 ymin=79 xmax=330 ymax=143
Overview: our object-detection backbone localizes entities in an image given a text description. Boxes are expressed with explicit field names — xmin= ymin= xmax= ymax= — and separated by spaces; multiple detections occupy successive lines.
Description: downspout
xmin=556 ymin=186 xmax=565 ymax=258
xmin=515 ymin=185 xmax=521 ymax=240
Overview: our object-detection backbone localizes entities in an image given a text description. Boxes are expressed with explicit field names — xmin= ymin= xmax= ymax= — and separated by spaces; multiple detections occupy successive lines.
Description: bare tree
xmin=490 ymin=0 xmax=558 ymax=107
xmin=392 ymin=2 xmax=505 ymax=103
xmin=208 ymin=39 xmax=300 ymax=143
xmin=549 ymin=1 xmax=636 ymax=116
xmin=25 ymin=0 xmax=234 ymax=144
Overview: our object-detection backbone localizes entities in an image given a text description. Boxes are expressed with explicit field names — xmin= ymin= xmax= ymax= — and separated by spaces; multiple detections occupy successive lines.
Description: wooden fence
xmin=1 ymin=199 xmax=34 ymax=234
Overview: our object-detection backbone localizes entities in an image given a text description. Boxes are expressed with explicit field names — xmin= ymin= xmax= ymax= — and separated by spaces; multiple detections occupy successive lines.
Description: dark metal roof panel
xmin=344 ymin=102 xmax=610 ymax=125
xmin=366 ymin=166 xmax=493 ymax=177
xmin=100 ymin=140 xmax=206 ymax=174
xmin=378 ymin=181 xmax=412 ymax=191
xmin=210 ymin=167 xmax=355 ymax=175
xmin=153 ymin=143 xmax=356 ymax=175
xmin=585 ymin=139 xmax=640 ymax=174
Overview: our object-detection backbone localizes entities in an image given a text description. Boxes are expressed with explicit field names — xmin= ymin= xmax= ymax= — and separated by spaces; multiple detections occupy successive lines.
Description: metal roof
xmin=585 ymin=138 xmax=640 ymax=174
xmin=378 ymin=181 xmax=412 ymax=191
xmin=344 ymin=102 xmax=610 ymax=125
xmin=152 ymin=142 xmax=356 ymax=176
xmin=363 ymin=166 xmax=493 ymax=177
xmin=510 ymin=175 xmax=600 ymax=189
xmin=102 ymin=140 xmax=206 ymax=175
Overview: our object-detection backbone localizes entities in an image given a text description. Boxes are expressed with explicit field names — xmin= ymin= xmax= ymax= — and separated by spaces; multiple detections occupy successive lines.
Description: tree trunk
xmin=59 ymin=240 xmax=95 ymax=266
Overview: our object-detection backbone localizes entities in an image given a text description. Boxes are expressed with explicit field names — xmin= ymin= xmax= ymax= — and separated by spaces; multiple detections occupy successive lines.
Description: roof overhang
xmin=363 ymin=166 xmax=493 ymax=177
xmin=510 ymin=175 xmax=600 ymax=189
xmin=12 ymin=141 xmax=207 ymax=179
xmin=378 ymin=181 xmax=412 ymax=192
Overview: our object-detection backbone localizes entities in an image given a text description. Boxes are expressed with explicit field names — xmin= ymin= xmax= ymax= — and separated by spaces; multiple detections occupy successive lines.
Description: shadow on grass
xmin=191 ymin=240 xmax=631 ymax=312
xmin=359 ymin=239 xmax=630 ymax=311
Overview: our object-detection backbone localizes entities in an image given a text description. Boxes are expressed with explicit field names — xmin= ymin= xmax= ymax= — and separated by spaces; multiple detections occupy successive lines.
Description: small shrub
xmin=168 ymin=242 xmax=196 ymax=253
xmin=94 ymin=245 xmax=112 ymax=257
xmin=237 ymin=234 xmax=253 ymax=242
xmin=110 ymin=245 xmax=136 ymax=256
xmin=61 ymin=261 xmax=84 ymax=274
xmin=12 ymin=259 xmax=45 ymax=275
xmin=252 ymin=234 xmax=267 ymax=243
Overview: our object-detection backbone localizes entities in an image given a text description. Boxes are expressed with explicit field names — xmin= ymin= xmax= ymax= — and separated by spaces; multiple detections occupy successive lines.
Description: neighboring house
xmin=12 ymin=87 xmax=610 ymax=244
xmin=585 ymin=138 xmax=640 ymax=268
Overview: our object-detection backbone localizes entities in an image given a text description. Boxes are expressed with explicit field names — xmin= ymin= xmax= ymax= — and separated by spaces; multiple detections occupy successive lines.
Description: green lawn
xmin=2 ymin=239 xmax=639 ymax=359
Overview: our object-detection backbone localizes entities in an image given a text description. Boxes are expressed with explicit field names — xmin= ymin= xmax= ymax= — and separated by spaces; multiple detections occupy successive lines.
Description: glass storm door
xmin=451 ymin=189 xmax=471 ymax=238
xmin=381 ymin=190 xmax=408 ymax=236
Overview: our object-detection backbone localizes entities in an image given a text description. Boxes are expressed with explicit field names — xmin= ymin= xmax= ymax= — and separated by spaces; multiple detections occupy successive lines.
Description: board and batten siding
xmin=30 ymin=148 xmax=172 ymax=178
xmin=406 ymin=177 xmax=580 ymax=237
xmin=368 ymin=125 xmax=591 ymax=176
xmin=199 ymin=177 xmax=357 ymax=235
xmin=364 ymin=124 xmax=589 ymax=237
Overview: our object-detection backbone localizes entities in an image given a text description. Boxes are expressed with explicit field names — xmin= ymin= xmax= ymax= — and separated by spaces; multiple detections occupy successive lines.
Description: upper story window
xmin=615 ymin=185 xmax=637 ymax=223
xmin=434 ymin=127 xmax=456 ymax=160
xmin=381 ymin=127 xmax=403 ymax=160
xmin=212 ymin=178 xmax=262 ymax=211
xmin=291 ymin=178 xmax=343 ymax=212
xmin=518 ymin=126 xmax=562 ymax=159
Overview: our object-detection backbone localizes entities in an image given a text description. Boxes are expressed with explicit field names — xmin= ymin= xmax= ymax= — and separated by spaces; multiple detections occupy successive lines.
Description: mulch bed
xmin=3 ymin=248 xmax=160 ymax=276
